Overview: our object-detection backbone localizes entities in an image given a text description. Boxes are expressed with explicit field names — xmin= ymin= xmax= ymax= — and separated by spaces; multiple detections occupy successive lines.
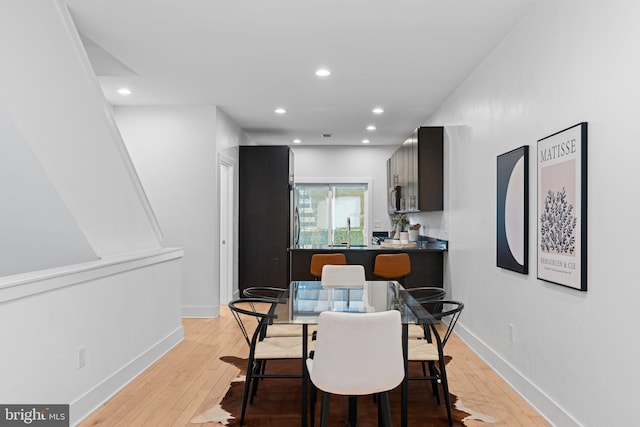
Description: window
xmin=295 ymin=183 xmax=368 ymax=246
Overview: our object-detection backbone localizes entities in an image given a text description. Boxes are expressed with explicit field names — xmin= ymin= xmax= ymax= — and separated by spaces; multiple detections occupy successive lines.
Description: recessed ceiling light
xmin=362 ymin=139 xmax=371 ymax=144
xmin=315 ymin=68 xmax=331 ymax=77
xmin=117 ymin=88 xmax=132 ymax=95
xmin=275 ymin=108 xmax=287 ymax=114
xmin=366 ymin=125 xmax=377 ymax=131
xmin=293 ymin=139 xmax=302 ymax=144
xmin=372 ymin=107 xmax=384 ymax=114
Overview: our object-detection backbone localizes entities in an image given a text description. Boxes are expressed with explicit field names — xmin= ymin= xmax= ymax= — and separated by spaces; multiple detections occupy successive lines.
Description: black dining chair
xmin=407 ymin=300 xmax=465 ymax=426
xmin=404 ymin=286 xmax=447 ymax=339
xmin=228 ymin=298 xmax=315 ymax=425
xmin=242 ymin=286 xmax=317 ymax=338
xmin=242 ymin=286 xmax=287 ymax=301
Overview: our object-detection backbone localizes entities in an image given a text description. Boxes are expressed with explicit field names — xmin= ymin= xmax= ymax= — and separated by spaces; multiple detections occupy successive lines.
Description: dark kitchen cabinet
xmin=238 ymin=146 xmax=293 ymax=293
xmin=387 ymin=126 xmax=443 ymax=213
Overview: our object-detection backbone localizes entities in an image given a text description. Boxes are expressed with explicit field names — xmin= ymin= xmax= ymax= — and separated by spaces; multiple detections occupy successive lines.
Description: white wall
xmin=216 ymin=107 xmax=256 ymax=150
xmin=0 ymin=250 xmax=184 ymax=425
xmin=0 ymin=0 xmax=161 ymax=257
xmin=426 ymin=1 xmax=640 ymax=425
xmin=292 ymin=145 xmax=398 ymax=234
xmin=215 ymin=108 xmax=249 ymax=301
xmin=0 ymin=2 xmax=184 ymax=423
xmin=0 ymin=103 xmax=98 ymax=276
xmin=114 ymin=106 xmax=220 ymax=317
xmin=113 ymin=107 xmax=251 ymax=315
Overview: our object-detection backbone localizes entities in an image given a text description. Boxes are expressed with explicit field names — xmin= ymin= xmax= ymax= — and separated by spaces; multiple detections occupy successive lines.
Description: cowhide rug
xmin=192 ymin=356 xmax=496 ymax=426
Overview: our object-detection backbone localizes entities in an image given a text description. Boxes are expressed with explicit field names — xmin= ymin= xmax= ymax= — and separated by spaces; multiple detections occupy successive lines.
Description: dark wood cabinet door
xmin=387 ymin=126 xmax=443 ymax=213
xmin=417 ymin=127 xmax=444 ymax=212
xmin=239 ymin=146 xmax=291 ymax=292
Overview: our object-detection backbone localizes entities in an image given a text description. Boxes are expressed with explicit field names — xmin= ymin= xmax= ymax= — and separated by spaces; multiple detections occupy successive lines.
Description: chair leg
xmin=429 ymin=361 xmax=441 ymax=404
xmin=348 ymin=396 xmax=357 ymax=427
xmin=378 ymin=392 xmax=392 ymax=427
xmin=240 ymin=356 xmax=255 ymax=425
xmin=310 ymin=385 xmax=317 ymax=427
xmin=439 ymin=360 xmax=453 ymax=426
xmin=250 ymin=360 xmax=262 ymax=403
xmin=320 ymin=393 xmax=331 ymax=427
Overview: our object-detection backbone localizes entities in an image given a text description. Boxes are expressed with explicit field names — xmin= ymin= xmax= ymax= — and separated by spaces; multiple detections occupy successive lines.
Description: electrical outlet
xmin=509 ymin=324 xmax=515 ymax=344
xmin=78 ymin=346 xmax=86 ymax=369
xmin=373 ymin=220 xmax=382 ymax=229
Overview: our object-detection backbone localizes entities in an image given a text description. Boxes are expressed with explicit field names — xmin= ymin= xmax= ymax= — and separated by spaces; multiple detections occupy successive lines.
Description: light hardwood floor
xmin=80 ymin=306 xmax=550 ymax=426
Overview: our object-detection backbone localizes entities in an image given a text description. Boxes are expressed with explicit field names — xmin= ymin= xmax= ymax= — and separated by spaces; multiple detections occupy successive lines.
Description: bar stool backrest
xmin=310 ymin=253 xmax=347 ymax=278
xmin=373 ymin=253 xmax=411 ymax=280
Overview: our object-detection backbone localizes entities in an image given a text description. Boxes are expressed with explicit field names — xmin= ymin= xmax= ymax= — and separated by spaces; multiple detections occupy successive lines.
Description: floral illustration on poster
xmin=537 ymin=122 xmax=587 ymax=291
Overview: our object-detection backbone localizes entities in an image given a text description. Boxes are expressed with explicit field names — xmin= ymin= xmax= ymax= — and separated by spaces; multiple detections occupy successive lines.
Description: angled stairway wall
xmin=0 ymin=1 xmax=183 ymax=423
xmin=0 ymin=104 xmax=98 ymax=276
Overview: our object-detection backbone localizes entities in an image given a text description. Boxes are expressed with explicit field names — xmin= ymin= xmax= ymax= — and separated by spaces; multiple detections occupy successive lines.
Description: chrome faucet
xmin=346 ymin=217 xmax=351 ymax=248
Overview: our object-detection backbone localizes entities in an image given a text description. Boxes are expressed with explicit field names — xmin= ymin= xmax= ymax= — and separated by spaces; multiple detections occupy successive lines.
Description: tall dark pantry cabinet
xmin=238 ymin=146 xmax=293 ymax=294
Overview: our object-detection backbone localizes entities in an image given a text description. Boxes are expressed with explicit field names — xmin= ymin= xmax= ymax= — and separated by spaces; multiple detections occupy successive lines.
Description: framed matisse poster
xmin=497 ymin=146 xmax=529 ymax=274
xmin=537 ymin=122 xmax=587 ymax=291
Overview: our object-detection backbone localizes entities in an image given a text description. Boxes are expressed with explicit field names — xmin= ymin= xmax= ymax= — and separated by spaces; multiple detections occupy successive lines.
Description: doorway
xmin=218 ymin=154 xmax=234 ymax=305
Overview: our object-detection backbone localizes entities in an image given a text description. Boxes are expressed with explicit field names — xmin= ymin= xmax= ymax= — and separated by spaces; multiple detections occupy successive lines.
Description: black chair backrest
xmin=242 ymin=286 xmax=287 ymax=302
xmin=240 ymin=287 xmax=287 ymax=328
xmin=228 ymin=298 xmax=279 ymax=348
xmin=407 ymin=287 xmax=446 ymax=315
xmin=431 ymin=300 xmax=464 ymax=347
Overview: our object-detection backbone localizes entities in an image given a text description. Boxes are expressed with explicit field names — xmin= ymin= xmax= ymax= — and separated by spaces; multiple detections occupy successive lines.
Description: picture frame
xmin=537 ymin=122 xmax=587 ymax=291
xmin=496 ymin=146 xmax=529 ymax=274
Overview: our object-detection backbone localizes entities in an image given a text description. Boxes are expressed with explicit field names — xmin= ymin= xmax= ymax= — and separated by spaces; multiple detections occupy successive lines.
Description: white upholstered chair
xmin=320 ymin=264 xmax=365 ymax=288
xmin=306 ymin=310 xmax=404 ymax=427
xmin=320 ymin=264 xmax=366 ymax=310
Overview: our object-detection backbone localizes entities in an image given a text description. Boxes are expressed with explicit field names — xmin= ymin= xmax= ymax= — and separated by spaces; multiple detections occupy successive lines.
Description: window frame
xmin=295 ymin=177 xmax=373 ymax=246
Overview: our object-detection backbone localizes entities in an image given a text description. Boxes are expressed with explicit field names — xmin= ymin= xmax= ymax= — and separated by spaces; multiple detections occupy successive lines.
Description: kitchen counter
xmin=289 ymin=238 xmax=447 ymax=286
xmin=291 ymin=239 xmax=447 ymax=252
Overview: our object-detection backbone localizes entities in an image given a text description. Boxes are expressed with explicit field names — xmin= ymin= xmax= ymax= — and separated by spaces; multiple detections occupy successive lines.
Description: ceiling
xmin=63 ymin=0 xmax=536 ymax=146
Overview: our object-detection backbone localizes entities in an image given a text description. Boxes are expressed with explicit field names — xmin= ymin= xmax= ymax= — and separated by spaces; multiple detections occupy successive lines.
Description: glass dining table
xmin=271 ymin=280 xmax=436 ymax=427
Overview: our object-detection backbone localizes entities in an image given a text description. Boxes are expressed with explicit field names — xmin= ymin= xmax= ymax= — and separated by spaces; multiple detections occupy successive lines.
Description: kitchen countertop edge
xmin=289 ymin=239 xmax=448 ymax=252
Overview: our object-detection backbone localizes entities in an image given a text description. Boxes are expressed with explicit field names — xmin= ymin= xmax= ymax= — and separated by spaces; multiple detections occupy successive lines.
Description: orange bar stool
xmin=310 ymin=253 xmax=347 ymax=279
xmin=373 ymin=253 xmax=411 ymax=285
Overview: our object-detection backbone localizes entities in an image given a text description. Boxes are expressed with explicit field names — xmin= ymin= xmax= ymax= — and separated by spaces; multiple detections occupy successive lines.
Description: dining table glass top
xmin=272 ymin=280 xmax=436 ymax=326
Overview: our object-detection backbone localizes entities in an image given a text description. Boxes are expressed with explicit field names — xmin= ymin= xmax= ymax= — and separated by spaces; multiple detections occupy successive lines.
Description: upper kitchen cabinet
xmin=387 ymin=126 xmax=443 ymax=213
xmin=239 ymin=146 xmax=292 ymax=292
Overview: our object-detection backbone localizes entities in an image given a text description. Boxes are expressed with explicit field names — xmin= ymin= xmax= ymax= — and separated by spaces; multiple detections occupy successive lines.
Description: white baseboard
xmin=454 ymin=322 xmax=579 ymax=427
xmin=70 ymin=325 xmax=184 ymax=425
xmin=182 ymin=305 xmax=220 ymax=318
